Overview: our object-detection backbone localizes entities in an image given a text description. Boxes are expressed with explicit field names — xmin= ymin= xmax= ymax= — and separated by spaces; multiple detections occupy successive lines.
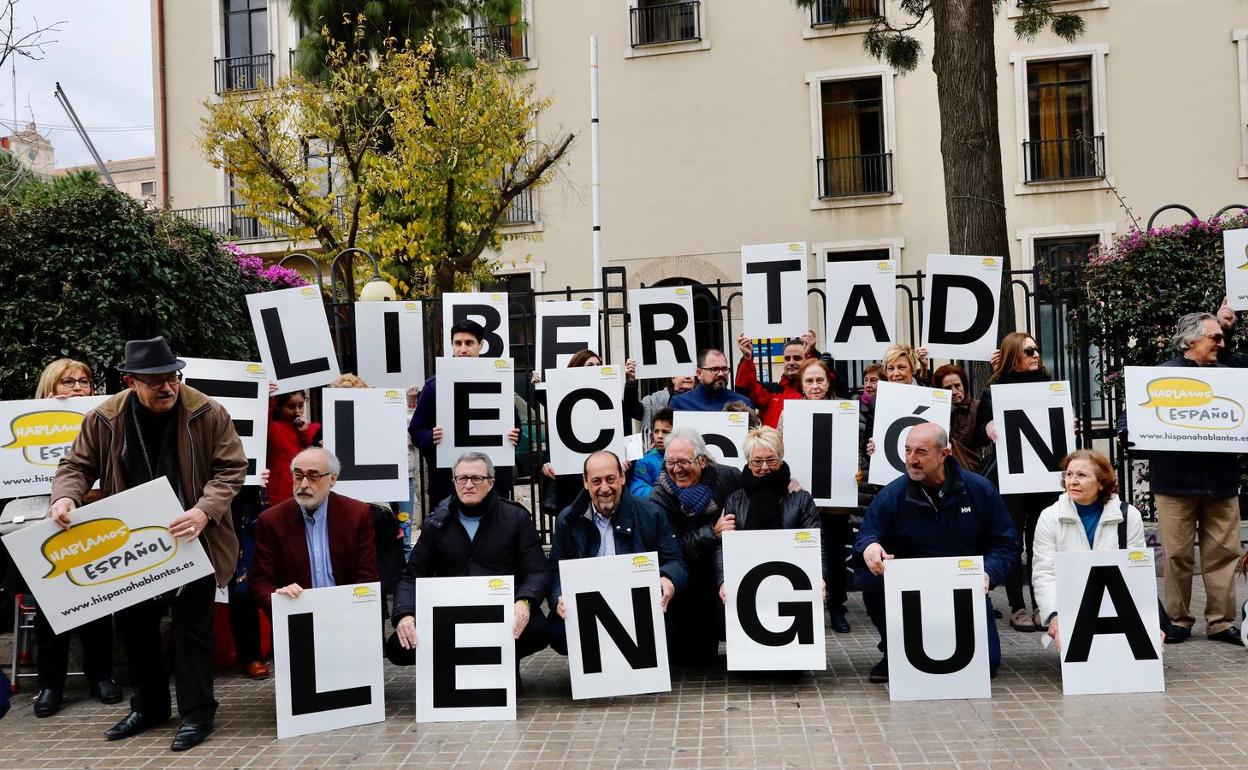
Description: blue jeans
xmin=857 ymin=568 xmax=1001 ymax=675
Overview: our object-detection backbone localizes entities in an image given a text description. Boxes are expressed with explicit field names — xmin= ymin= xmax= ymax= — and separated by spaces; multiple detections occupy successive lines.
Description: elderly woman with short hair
xmin=716 ymin=427 xmax=823 ymax=603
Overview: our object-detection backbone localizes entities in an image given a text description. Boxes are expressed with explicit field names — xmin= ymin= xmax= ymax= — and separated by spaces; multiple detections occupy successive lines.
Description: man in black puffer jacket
xmin=386 ymin=452 xmax=552 ymax=668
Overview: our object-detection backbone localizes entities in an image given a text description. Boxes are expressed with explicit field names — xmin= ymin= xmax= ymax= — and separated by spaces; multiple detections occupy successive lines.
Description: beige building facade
xmin=56 ymin=156 xmax=158 ymax=203
xmin=153 ymin=1 xmax=1248 ymax=309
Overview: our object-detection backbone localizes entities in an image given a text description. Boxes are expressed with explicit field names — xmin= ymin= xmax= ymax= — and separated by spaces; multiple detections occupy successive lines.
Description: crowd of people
xmin=1 ymin=303 xmax=1245 ymax=749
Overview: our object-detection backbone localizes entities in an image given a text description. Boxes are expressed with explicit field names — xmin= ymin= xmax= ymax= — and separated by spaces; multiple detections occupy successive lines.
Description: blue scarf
xmin=660 ymin=470 xmax=716 ymax=517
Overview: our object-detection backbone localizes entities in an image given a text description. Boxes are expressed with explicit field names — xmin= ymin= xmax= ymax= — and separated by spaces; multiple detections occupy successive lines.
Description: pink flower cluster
xmin=224 ymin=243 xmax=308 ymax=288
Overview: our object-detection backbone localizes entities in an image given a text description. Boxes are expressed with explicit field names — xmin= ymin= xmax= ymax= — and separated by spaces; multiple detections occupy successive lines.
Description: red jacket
xmin=265 ymin=415 xmax=321 ymax=504
xmin=249 ymin=491 xmax=378 ymax=613
xmin=735 ymin=357 xmax=804 ymax=428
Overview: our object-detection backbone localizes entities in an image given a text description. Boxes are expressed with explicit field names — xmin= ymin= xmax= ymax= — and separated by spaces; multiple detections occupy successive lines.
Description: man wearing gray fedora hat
xmin=49 ymin=336 xmax=248 ymax=752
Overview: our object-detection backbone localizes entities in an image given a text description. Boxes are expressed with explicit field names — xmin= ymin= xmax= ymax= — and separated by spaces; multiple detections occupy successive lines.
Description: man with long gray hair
xmin=1119 ymin=311 xmax=1242 ymax=645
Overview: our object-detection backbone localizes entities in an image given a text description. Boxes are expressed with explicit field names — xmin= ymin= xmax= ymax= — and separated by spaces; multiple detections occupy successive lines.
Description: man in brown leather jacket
xmin=49 ymin=337 xmax=246 ymax=752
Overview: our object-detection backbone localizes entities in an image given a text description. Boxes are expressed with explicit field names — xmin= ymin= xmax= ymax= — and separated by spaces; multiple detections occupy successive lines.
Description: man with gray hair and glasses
xmin=648 ymin=428 xmax=741 ymax=667
xmin=386 ymin=451 xmax=552 ymax=672
xmin=1118 ymin=311 xmax=1243 ymax=645
xmin=249 ymin=447 xmax=378 ymax=615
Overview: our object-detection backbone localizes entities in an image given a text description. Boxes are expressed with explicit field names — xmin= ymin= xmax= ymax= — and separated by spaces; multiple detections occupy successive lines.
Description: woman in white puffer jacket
xmin=1031 ymin=449 xmax=1148 ymax=650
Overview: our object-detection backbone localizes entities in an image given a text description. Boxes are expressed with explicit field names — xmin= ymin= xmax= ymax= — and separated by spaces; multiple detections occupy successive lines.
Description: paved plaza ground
xmin=3 ymin=580 xmax=1248 ymax=770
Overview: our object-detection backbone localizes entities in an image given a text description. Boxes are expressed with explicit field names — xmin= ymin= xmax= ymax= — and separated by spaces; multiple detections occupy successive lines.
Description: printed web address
xmin=1 ymin=474 xmax=54 ymax=486
xmin=60 ymin=562 xmax=192 ymax=617
xmin=1136 ymin=432 xmax=1247 ymax=442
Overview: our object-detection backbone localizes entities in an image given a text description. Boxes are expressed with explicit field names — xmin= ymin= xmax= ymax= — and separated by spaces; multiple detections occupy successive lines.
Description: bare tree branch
xmin=0 ymin=1 xmax=64 ymax=71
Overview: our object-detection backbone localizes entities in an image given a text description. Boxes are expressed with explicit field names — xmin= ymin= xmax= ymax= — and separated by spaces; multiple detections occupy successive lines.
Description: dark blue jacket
xmin=853 ymin=457 xmax=1019 ymax=588
xmin=548 ymin=490 xmax=689 ymax=603
xmin=668 ymin=382 xmax=751 ymax=412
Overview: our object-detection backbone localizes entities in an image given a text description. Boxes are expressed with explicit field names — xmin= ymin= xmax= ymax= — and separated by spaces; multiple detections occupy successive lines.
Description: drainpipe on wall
xmin=155 ymin=0 xmax=170 ymax=207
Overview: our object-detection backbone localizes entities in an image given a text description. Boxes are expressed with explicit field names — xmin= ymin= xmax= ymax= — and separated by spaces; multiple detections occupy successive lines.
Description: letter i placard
xmin=883 ymin=556 xmax=991 ymax=701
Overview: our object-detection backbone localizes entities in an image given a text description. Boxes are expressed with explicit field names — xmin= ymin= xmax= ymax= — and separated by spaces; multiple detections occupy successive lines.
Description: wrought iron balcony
xmin=1023 ymin=134 xmax=1106 ymax=183
xmin=171 ymin=203 xmax=297 ymax=242
xmin=817 ymin=153 xmax=894 ymax=198
xmin=500 ymin=187 xmax=535 ymax=226
xmin=467 ymin=22 xmax=528 ymax=60
xmin=630 ymin=1 xmax=701 ymax=47
xmin=214 ymin=53 xmax=275 ymax=95
xmin=810 ymin=0 xmax=884 ymax=27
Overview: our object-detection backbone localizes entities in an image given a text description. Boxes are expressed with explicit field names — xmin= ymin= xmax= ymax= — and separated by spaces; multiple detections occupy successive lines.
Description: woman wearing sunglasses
xmin=972 ymin=332 xmax=1062 ymax=633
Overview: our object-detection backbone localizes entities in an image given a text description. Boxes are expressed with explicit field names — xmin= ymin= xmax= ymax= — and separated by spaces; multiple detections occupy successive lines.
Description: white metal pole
xmin=590 ymin=35 xmax=602 ymax=290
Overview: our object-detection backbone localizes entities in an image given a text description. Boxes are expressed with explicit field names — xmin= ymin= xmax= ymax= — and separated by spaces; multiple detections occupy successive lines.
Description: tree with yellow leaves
xmin=200 ymin=25 xmax=572 ymax=295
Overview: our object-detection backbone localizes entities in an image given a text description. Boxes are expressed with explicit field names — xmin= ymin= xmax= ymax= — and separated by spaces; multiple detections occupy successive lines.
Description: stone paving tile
xmin=4 ymin=583 xmax=1248 ymax=768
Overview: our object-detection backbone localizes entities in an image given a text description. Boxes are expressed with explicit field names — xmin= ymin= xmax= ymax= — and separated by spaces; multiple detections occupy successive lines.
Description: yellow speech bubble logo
xmin=982 ymin=257 xmax=999 ymax=267
xmin=1140 ymin=377 xmax=1214 ymax=408
xmin=632 ymin=555 xmax=652 ymax=568
xmin=41 ymin=519 xmax=130 ymax=579
xmin=404 ymin=301 xmax=419 ymax=311
xmin=727 ymin=413 xmax=746 ymax=424
xmin=490 ymin=293 xmax=504 ymax=301
xmin=1127 ymin=550 xmax=1147 ymax=563
xmin=1049 ymin=382 xmax=1065 ymax=392
xmin=245 ymin=363 xmax=266 ymax=377
xmin=675 ymin=287 xmax=690 ymax=296
xmin=493 ymin=359 xmax=510 ymax=370
xmin=601 ymin=366 xmax=616 ymax=376
xmin=581 ymin=301 xmax=595 ymax=310
xmin=353 ymin=585 xmax=377 ymax=598
xmin=876 ymin=261 xmax=892 ymax=271
xmin=3 ymin=410 xmax=87 ymax=466
xmin=932 ymin=389 xmax=948 ymax=399
xmin=957 ymin=558 xmax=976 ymax=571
xmin=384 ymin=389 xmax=401 ymax=400
xmin=301 ymin=287 xmax=317 ymax=297
xmin=838 ymin=401 xmax=854 ymax=410
xmin=794 ymin=531 xmax=814 ymax=544
xmin=488 ymin=578 xmax=506 ymax=591
xmin=788 ymin=243 xmax=803 ymax=252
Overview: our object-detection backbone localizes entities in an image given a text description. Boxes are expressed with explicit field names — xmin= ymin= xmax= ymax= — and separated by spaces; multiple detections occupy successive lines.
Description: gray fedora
xmin=119 ymin=336 xmax=187 ymax=375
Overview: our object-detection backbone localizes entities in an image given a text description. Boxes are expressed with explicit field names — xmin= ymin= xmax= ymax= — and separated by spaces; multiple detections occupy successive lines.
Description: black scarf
xmin=451 ymin=489 xmax=496 ymax=519
xmin=739 ymin=461 xmax=791 ymax=530
xmin=122 ymin=393 xmax=184 ymax=506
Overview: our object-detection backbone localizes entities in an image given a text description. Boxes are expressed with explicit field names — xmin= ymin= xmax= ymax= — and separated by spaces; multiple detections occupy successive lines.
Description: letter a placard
xmin=921 ymin=254 xmax=1003 ymax=361
xmin=722 ymin=529 xmax=826 ymax=671
xmin=884 ymin=556 xmax=991 ymax=702
xmin=1056 ymin=550 xmax=1163 ymax=696
xmin=990 ymin=380 xmax=1075 ymax=494
xmin=272 ymin=582 xmax=385 ymax=739
xmin=741 ymin=241 xmax=808 ymax=339
xmin=246 ymin=286 xmax=341 ymax=394
xmin=627 ymin=286 xmax=697 ymax=380
xmin=561 ymin=552 xmax=671 ymax=700
xmin=415 ymin=575 xmax=516 ymax=723
xmin=824 ymin=258 xmax=896 ymax=361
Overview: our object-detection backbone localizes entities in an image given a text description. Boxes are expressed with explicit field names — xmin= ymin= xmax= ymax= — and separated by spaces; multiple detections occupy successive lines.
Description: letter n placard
xmin=272 ymin=582 xmax=385 ymax=739
xmin=884 ymin=556 xmax=991 ymax=701
xmin=722 ymin=529 xmax=825 ymax=671
xmin=1056 ymin=550 xmax=1163 ymax=696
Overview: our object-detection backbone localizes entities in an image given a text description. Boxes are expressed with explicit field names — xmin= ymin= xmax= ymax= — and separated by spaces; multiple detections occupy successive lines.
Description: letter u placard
xmin=884 ymin=556 xmax=991 ymax=701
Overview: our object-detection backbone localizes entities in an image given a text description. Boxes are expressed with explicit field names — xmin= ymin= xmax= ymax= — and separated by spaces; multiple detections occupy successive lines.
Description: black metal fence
xmin=1023 ymin=134 xmax=1105 ymax=183
xmin=631 ymin=1 xmax=701 ymax=47
xmin=809 ymin=0 xmax=884 ymax=26
xmin=467 ymin=22 xmax=527 ymax=60
xmin=214 ymin=53 xmax=275 ymax=95
xmin=817 ymin=153 xmax=893 ymax=198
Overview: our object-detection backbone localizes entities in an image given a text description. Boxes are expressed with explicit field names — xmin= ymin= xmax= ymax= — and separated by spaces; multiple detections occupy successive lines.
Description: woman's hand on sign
xmin=985 ymin=420 xmax=998 ymax=442
xmin=48 ymin=497 xmax=76 ymax=530
xmin=507 ymin=428 xmax=521 ymax=446
xmin=432 ymin=426 xmax=443 ymax=445
xmin=625 ymin=359 xmax=637 ymax=382
xmin=1048 ymin=615 xmax=1061 ymax=652
xmin=865 ymin=438 xmax=876 ymax=457
xmin=396 ymin=615 xmax=418 ymax=649
xmin=713 ymin=513 xmax=736 ymax=538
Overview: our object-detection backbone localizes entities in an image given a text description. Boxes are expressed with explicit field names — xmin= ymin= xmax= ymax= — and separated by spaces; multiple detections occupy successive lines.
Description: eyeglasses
xmin=701 ymin=366 xmax=730 ymax=374
xmin=748 ymin=457 xmax=782 ymax=470
xmin=292 ymin=469 xmax=331 ymax=483
xmin=59 ymin=377 xmax=93 ymax=389
xmin=664 ymin=458 xmax=697 ymax=470
xmin=133 ymin=373 xmax=183 ymax=388
xmin=1209 ymin=333 xmax=1226 ymax=343
xmin=1023 ymin=346 xmax=1041 ymax=357
xmin=453 ymin=474 xmax=493 ymax=486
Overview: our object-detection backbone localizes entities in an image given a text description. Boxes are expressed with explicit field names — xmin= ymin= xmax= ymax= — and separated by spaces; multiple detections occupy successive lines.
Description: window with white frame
xmin=625 ymin=0 xmax=710 ymax=58
xmin=1010 ymin=44 xmax=1110 ymax=193
xmin=1006 ymin=0 xmax=1108 ymax=17
xmin=806 ymin=66 xmax=900 ymax=209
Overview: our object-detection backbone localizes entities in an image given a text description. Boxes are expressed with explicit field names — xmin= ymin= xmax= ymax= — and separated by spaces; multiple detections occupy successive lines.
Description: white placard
xmin=442 ymin=292 xmax=510 ymax=359
xmin=272 ymin=582 xmax=385 ymax=738
xmin=672 ymin=411 xmax=750 ymax=464
xmin=545 ymin=366 xmax=625 ymax=475
xmin=825 ymin=258 xmax=896 ymax=361
xmin=321 ymin=388 xmax=410 ymax=502
xmin=1223 ymin=228 xmax=1248 ymax=311
xmin=741 ymin=241 xmax=808 ymax=338
xmin=415 ymin=575 xmax=516 ymax=723
xmin=990 ymin=380 xmax=1076 ymax=494
xmin=623 ymin=434 xmax=646 ymax=462
xmin=782 ymin=399 xmax=860 ymax=506
xmin=434 ymin=357 xmax=517 ymax=469
xmin=536 ymin=300 xmax=600 ymax=377
xmin=921 ymin=254 xmax=1003 ymax=361
xmin=355 ymin=300 xmax=426 ymax=388
xmin=561 ymin=552 xmax=671 ymax=700
xmin=2 ymin=478 xmax=214 ymax=634
xmin=627 ymin=286 xmax=697 ymax=380
xmin=1056 ymin=549 xmax=1164 ymax=696
xmin=181 ymin=358 xmax=269 ymax=487
xmin=722 ymin=529 xmax=826 ymax=671
xmin=1123 ymin=365 xmax=1248 ymax=452
xmin=246 ymin=286 xmax=340 ymax=394
xmin=884 ymin=556 xmax=991 ymax=702
xmin=867 ymin=382 xmax=953 ymax=486
xmin=0 ymin=395 xmax=108 ymax=497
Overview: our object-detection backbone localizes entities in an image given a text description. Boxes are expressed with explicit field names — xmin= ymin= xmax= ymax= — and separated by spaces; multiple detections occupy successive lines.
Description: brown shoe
xmin=1009 ymin=608 xmax=1036 ymax=632
xmin=245 ymin=661 xmax=270 ymax=679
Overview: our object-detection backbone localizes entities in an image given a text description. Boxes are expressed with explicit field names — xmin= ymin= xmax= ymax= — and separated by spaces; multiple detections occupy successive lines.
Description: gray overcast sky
xmin=2 ymin=0 xmax=153 ymax=168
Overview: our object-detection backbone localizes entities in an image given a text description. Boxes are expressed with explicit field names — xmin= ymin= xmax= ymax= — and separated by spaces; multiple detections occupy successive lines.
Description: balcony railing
xmin=810 ymin=0 xmax=884 ymax=27
xmin=468 ymin=23 xmax=528 ymax=60
xmin=817 ymin=153 xmax=893 ymax=198
xmin=630 ymin=1 xmax=701 ymax=47
xmin=500 ymin=187 xmax=535 ymax=226
xmin=1023 ymin=134 xmax=1105 ymax=183
xmin=214 ymin=53 xmax=275 ymax=95
xmin=171 ymin=204 xmax=298 ymax=242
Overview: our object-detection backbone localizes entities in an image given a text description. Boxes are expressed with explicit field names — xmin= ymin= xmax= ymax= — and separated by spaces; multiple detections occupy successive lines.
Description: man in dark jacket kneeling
xmin=853 ymin=423 xmax=1018 ymax=684
xmin=386 ymin=452 xmax=552 ymax=669
xmin=547 ymin=451 xmax=689 ymax=654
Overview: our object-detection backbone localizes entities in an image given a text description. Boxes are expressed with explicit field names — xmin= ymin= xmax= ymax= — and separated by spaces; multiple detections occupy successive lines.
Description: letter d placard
xmin=884 ymin=556 xmax=991 ymax=701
